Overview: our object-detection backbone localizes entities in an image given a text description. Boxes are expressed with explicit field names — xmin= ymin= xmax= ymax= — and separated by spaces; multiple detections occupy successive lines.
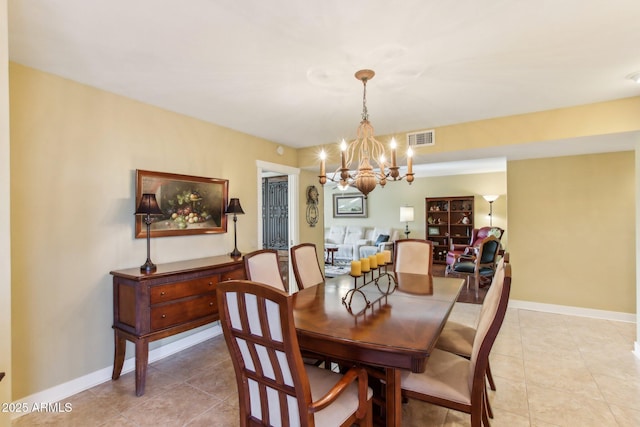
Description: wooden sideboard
xmin=111 ymin=255 xmax=245 ymax=396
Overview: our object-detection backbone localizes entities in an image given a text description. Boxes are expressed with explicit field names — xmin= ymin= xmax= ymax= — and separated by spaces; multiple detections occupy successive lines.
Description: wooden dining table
xmin=292 ymin=271 xmax=464 ymax=427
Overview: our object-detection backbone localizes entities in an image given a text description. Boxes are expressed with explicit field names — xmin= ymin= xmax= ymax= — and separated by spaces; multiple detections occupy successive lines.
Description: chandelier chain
xmin=361 ymin=77 xmax=369 ymax=122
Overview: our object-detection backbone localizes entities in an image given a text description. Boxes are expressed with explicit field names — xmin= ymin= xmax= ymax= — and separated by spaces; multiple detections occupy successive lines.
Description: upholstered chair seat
xmin=436 ymin=322 xmax=475 ymax=357
xmin=401 ymin=348 xmax=472 ymax=406
xmin=451 ymin=262 xmax=495 ymax=277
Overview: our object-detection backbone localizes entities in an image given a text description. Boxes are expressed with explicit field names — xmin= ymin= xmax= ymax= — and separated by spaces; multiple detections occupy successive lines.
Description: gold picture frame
xmin=135 ymin=169 xmax=229 ymax=238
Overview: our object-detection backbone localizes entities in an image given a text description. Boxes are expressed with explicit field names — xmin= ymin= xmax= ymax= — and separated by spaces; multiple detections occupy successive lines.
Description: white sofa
xmin=325 ymin=226 xmax=400 ymax=261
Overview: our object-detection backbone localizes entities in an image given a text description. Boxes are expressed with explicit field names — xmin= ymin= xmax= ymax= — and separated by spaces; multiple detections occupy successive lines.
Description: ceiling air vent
xmin=407 ymin=129 xmax=435 ymax=147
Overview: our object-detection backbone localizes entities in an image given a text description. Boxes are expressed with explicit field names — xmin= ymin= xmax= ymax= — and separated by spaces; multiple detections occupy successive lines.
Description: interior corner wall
xmin=507 ymin=151 xmax=635 ymax=313
xmin=8 ymin=63 xmax=297 ymax=399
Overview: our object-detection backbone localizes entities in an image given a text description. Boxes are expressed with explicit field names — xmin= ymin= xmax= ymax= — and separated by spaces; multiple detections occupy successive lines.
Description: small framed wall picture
xmin=333 ymin=193 xmax=367 ymax=218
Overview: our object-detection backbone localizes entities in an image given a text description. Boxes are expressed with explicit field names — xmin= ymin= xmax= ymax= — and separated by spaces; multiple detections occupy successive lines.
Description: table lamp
xmin=400 ymin=206 xmax=414 ymax=239
xmin=225 ymin=198 xmax=245 ymax=257
xmin=135 ymin=193 xmax=164 ymax=273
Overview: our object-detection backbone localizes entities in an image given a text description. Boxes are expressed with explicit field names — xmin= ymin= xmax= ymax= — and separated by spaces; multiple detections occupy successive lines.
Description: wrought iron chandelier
xmin=319 ymin=69 xmax=414 ymax=198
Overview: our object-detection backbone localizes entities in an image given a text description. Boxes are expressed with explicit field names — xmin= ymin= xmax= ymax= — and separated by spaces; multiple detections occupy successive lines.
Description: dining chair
xmin=217 ymin=280 xmax=373 ymax=427
xmin=401 ymin=263 xmax=512 ymax=427
xmin=446 ymin=235 xmax=501 ymax=299
xmin=290 ymin=243 xmax=324 ymax=290
xmin=289 ymin=243 xmax=332 ymax=368
xmin=393 ymin=239 xmax=434 ymax=275
xmin=243 ymin=249 xmax=287 ymax=292
xmin=437 ymin=253 xmax=510 ymax=393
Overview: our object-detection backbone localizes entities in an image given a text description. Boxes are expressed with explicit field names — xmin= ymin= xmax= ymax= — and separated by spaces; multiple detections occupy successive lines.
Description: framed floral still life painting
xmin=135 ymin=169 xmax=229 ymax=238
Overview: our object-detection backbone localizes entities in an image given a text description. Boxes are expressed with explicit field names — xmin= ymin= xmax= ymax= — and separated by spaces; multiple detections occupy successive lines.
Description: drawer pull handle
xmin=160 ymin=291 xmax=166 ymax=296
xmin=209 ymin=302 xmax=214 ymax=306
xmin=208 ymin=281 xmax=213 ymax=286
xmin=161 ymin=314 xmax=166 ymax=319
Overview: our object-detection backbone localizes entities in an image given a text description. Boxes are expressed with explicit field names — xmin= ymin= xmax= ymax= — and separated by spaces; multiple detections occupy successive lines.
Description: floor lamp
xmin=483 ymin=195 xmax=499 ymax=226
xmin=400 ymin=206 xmax=414 ymax=239
xmin=225 ymin=198 xmax=245 ymax=257
xmin=135 ymin=193 xmax=164 ymax=273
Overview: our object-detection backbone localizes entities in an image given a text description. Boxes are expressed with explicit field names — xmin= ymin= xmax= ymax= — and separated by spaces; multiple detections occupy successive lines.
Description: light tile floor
xmin=12 ymin=304 xmax=639 ymax=426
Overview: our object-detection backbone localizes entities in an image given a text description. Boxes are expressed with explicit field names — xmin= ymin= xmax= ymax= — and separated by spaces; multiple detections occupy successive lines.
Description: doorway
xmin=262 ymin=175 xmax=289 ymax=250
xmin=256 ymin=160 xmax=299 ymax=292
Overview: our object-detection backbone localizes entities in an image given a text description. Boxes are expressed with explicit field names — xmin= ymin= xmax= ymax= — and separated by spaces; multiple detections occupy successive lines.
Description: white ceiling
xmin=8 ymin=0 xmax=640 ymax=171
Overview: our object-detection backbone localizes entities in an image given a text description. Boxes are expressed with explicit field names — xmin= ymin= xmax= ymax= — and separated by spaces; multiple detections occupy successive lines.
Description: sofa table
xmin=110 ymin=255 xmax=245 ymax=396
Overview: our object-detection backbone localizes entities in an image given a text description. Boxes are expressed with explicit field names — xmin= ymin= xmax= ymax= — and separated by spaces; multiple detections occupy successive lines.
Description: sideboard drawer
xmin=221 ymin=267 xmax=245 ymax=282
xmin=150 ymin=276 xmax=219 ymax=304
xmin=150 ymin=294 xmax=217 ymax=330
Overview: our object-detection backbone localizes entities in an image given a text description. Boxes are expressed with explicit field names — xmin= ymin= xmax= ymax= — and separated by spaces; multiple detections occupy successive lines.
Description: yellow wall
xmin=9 ymin=63 xmax=298 ymax=399
xmin=507 ymin=152 xmax=635 ymax=312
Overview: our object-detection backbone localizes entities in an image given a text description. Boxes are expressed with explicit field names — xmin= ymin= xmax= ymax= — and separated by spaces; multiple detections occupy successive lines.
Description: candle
xmin=340 ymin=139 xmax=347 ymax=169
xmin=407 ymin=147 xmax=413 ymax=175
xmin=383 ymin=250 xmax=391 ymax=263
xmin=350 ymin=260 xmax=362 ymax=277
xmin=376 ymin=252 xmax=385 ymax=266
xmin=369 ymin=254 xmax=378 ymax=269
xmin=319 ymin=150 xmax=326 ymax=176
xmin=360 ymin=257 xmax=370 ymax=272
xmin=390 ymin=138 xmax=397 ymax=167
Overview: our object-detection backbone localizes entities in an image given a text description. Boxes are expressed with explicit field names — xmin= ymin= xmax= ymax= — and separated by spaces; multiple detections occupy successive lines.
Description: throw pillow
xmin=374 ymin=234 xmax=390 ymax=245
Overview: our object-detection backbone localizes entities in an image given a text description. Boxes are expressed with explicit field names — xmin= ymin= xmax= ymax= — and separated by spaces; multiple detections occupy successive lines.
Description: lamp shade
xmin=135 ymin=194 xmax=164 ymax=216
xmin=400 ymin=206 xmax=414 ymax=222
xmin=482 ymin=195 xmax=499 ymax=203
xmin=225 ymin=198 xmax=245 ymax=215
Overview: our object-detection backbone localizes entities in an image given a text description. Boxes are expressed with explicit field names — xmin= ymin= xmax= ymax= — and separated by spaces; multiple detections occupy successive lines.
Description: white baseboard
xmin=11 ymin=324 xmax=222 ymax=419
xmin=634 ymin=342 xmax=640 ymax=360
xmin=508 ymin=299 xmax=636 ymax=323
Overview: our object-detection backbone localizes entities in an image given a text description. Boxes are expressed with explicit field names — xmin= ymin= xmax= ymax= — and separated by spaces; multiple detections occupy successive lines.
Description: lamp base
xmin=229 ymin=248 xmax=242 ymax=258
xmin=140 ymin=260 xmax=157 ymax=273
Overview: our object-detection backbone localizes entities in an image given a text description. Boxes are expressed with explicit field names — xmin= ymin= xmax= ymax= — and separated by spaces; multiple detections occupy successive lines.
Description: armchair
xmin=446 ymin=235 xmax=501 ymax=299
xmin=445 ymin=226 xmax=504 ymax=271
